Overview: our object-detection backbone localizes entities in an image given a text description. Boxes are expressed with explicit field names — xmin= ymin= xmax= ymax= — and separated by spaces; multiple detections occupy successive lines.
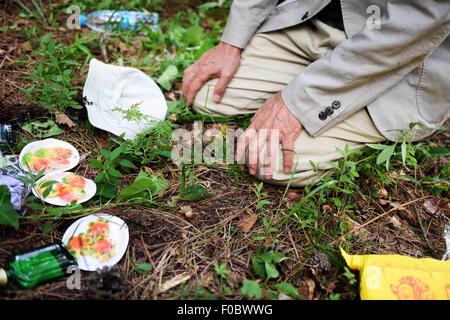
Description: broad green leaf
xmin=157 ymin=65 xmax=178 ymax=91
xmin=136 ymin=172 xmax=169 ymax=195
xmin=118 ymin=172 xmax=169 ymax=202
xmin=107 ymin=167 xmax=122 ymax=178
xmin=167 ymin=101 xmax=183 ymax=114
xmin=41 ymin=180 xmax=58 ymax=198
xmin=76 ymin=43 xmax=91 ymax=56
xmin=89 ymin=159 xmax=103 ymax=169
xmin=251 ymin=256 xmax=266 ymax=279
xmin=119 ymin=159 xmax=135 ymax=169
xmin=0 ymin=186 xmax=19 ymax=229
xmin=366 ymin=143 xmax=388 ymax=150
xmin=136 ymin=262 xmax=153 ymax=273
xmin=401 ymin=141 xmax=407 ymax=166
xmin=428 ymin=147 xmax=450 ymax=158
xmin=22 ymin=119 xmax=64 ymax=138
xmin=96 ymin=181 xmax=117 ymax=199
xmin=178 ymin=184 xmax=210 ymax=201
xmin=376 ymin=144 xmax=395 ymax=170
xmin=274 ymin=282 xmax=302 ymax=300
xmin=109 ymin=146 xmax=124 ymax=161
xmin=264 ymin=262 xmax=280 ymax=279
xmin=26 ymin=201 xmax=45 ymax=211
xmin=100 ymin=149 xmax=111 ymax=159
xmin=240 ymin=279 xmax=262 ymax=299
xmin=271 ymin=252 xmax=286 ymax=264
xmin=199 ymin=2 xmax=219 ymax=10
xmin=42 ymin=221 xmax=53 ymax=234
xmin=260 ymin=252 xmax=274 ymax=263
xmin=94 ymin=171 xmax=107 ymax=183
xmin=182 ymin=25 xmax=204 ymax=46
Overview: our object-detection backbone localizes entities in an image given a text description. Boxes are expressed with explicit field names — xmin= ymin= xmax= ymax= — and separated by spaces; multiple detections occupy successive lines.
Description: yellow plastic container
xmin=341 ymin=248 xmax=450 ymax=300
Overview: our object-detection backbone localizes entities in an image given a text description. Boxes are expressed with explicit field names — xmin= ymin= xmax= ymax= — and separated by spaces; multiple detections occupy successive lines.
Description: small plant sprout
xmin=113 ymin=101 xmax=157 ymax=123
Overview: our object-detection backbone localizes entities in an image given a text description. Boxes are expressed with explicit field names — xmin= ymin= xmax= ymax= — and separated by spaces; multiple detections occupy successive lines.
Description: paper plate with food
xmin=19 ymin=138 xmax=80 ymax=174
xmin=62 ymin=213 xmax=129 ymax=271
xmin=33 ymin=171 xmax=96 ymax=206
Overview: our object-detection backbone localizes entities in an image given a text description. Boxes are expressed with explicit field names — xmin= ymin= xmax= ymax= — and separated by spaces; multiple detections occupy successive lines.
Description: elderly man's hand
xmin=182 ymin=42 xmax=241 ymax=106
xmin=237 ymin=92 xmax=303 ymax=179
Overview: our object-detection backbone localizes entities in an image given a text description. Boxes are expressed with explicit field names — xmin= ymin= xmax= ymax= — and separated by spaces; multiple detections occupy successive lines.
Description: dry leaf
xmin=284 ymin=191 xmax=300 ymax=208
xmin=198 ymin=272 xmax=214 ymax=288
xmin=158 ymin=272 xmax=192 ymax=293
xmin=55 ymin=112 xmax=76 ymax=128
xmin=347 ymin=218 xmax=369 ymax=239
xmin=180 ymin=205 xmax=194 ymax=219
xmin=239 ymin=209 xmax=258 ymax=233
xmin=118 ymin=41 xmax=128 ymax=53
xmin=321 ymin=204 xmax=333 ymax=214
xmin=390 ymin=214 xmax=416 ymax=237
xmin=278 ymin=293 xmax=294 ymax=300
xmin=354 ymin=195 xmax=366 ymax=207
xmin=166 ymin=92 xmax=178 ymax=101
xmin=444 ymin=203 xmax=450 ymax=217
xmin=390 ymin=215 xmax=403 ymax=229
xmin=321 ymin=280 xmax=337 ymax=292
xmin=226 ymin=271 xmax=240 ymax=289
xmin=378 ymin=188 xmax=388 ymax=197
xmin=304 ymin=278 xmax=316 ymax=300
xmin=392 ymin=201 xmax=417 ymax=226
xmin=20 ymin=42 xmax=33 ymax=52
xmin=17 ymin=19 xmax=31 ymax=26
xmin=423 ymin=200 xmax=439 ymax=215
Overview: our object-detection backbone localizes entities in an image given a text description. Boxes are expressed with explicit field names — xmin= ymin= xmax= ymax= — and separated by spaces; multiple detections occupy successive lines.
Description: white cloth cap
xmin=83 ymin=58 xmax=167 ymax=140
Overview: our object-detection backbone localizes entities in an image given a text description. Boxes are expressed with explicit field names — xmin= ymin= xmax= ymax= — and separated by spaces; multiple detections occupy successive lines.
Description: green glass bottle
xmin=0 ymin=243 xmax=78 ymax=289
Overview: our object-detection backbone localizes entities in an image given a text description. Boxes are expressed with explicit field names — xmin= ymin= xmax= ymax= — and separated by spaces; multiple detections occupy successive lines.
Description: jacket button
xmin=318 ymin=111 xmax=327 ymax=120
xmin=325 ymin=107 xmax=334 ymax=116
xmin=332 ymin=100 xmax=341 ymax=109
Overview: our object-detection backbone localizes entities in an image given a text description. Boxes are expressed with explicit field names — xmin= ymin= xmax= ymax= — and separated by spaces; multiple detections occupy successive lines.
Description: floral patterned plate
xmin=33 ymin=171 xmax=96 ymax=206
xmin=62 ymin=213 xmax=129 ymax=271
xmin=19 ymin=138 xmax=80 ymax=174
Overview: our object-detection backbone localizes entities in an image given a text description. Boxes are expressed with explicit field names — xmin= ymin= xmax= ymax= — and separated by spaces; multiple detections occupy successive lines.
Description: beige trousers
xmin=193 ymin=20 xmax=386 ymax=186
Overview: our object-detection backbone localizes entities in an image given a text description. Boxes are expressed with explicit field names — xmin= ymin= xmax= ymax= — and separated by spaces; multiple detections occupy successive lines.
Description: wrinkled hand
xmin=237 ymin=92 xmax=303 ymax=179
xmin=182 ymin=42 xmax=241 ymax=106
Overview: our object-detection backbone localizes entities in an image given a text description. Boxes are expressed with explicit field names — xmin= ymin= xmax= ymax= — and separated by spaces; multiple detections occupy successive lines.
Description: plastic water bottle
xmin=79 ymin=10 xmax=159 ymax=33
xmin=0 ymin=123 xmax=13 ymax=154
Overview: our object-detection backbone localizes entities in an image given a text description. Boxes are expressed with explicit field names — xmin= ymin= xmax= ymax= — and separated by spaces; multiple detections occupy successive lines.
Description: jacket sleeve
xmin=220 ymin=0 xmax=279 ymax=49
xmin=282 ymin=0 xmax=450 ymax=137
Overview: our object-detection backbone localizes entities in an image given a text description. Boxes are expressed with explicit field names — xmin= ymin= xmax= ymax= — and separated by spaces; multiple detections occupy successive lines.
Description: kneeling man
xmin=182 ymin=0 xmax=450 ymax=186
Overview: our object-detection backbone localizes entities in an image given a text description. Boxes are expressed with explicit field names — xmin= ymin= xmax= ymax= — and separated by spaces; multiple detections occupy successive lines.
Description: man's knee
xmin=192 ymin=79 xmax=224 ymax=116
xmin=193 ymin=78 xmax=269 ymax=117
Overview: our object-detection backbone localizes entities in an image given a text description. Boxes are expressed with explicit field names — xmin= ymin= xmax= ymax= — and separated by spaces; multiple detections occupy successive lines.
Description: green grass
xmin=23 ymin=33 xmax=92 ymax=112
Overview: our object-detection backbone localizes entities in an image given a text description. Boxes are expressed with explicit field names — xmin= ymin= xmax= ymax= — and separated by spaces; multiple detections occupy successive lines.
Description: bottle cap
xmin=0 ymin=268 xmax=8 ymax=286
xmin=79 ymin=14 xmax=87 ymax=27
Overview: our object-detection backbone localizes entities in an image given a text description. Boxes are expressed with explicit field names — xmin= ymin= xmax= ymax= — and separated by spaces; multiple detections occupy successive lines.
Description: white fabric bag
xmin=83 ymin=58 xmax=167 ymax=140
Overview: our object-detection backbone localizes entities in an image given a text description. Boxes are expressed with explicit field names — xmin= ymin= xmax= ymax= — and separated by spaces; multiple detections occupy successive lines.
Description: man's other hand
xmin=237 ymin=92 xmax=303 ymax=179
xmin=182 ymin=42 xmax=241 ymax=106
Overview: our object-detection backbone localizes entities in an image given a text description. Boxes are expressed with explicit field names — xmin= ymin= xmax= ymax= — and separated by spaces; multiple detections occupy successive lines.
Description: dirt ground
xmin=0 ymin=0 xmax=449 ymax=300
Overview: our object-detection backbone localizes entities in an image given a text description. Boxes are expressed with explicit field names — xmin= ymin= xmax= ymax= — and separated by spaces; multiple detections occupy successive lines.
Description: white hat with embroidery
xmin=83 ymin=58 xmax=167 ymax=140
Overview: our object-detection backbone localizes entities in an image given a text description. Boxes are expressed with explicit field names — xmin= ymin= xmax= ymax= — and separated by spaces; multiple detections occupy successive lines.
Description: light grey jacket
xmin=221 ymin=0 xmax=450 ymax=141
